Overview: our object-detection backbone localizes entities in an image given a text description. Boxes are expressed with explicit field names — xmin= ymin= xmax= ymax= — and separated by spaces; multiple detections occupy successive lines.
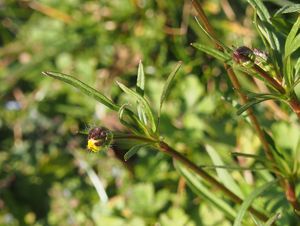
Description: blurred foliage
xmin=1 ymin=0 xmax=300 ymax=225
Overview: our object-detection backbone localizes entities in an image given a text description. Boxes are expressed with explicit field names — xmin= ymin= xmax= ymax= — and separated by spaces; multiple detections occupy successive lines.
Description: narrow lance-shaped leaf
xmin=42 ymin=71 xmax=119 ymax=111
xmin=159 ymin=61 xmax=182 ymax=113
xmin=233 ymin=180 xmax=277 ymax=226
xmin=192 ymin=43 xmax=231 ymax=62
xmin=136 ymin=61 xmax=148 ymax=125
xmin=118 ymin=104 xmax=149 ymax=135
xmin=237 ymin=99 xmax=267 ymax=115
xmin=285 ymin=15 xmax=300 ymax=57
xmin=136 ymin=60 xmax=145 ymax=96
xmin=275 ymin=4 xmax=300 ymax=16
xmin=175 ymin=162 xmax=237 ymax=221
xmin=194 ymin=17 xmax=231 ymax=52
xmin=116 ymin=81 xmax=156 ymax=132
xmin=206 ymin=145 xmax=244 ymax=198
xmin=264 ymin=212 xmax=281 ymax=226
xmin=247 ymin=0 xmax=270 ymax=22
xmin=124 ymin=143 xmax=149 ymax=161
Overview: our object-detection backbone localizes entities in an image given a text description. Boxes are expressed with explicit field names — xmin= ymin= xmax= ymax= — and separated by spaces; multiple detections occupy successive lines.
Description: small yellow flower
xmin=87 ymin=127 xmax=113 ymax=153
xmin=87 ymin=138 xmax=102 ymax=152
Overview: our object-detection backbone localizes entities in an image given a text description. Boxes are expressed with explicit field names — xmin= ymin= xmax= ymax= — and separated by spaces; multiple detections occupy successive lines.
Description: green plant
xmin=42 ymin=0 xmax=300 ymax=225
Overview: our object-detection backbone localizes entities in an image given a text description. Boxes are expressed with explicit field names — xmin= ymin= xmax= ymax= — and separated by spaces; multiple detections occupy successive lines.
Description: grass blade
xmin=233 ymin=180 xmax=277 ymax=226
xmin=42 ymin=71 xmax=119 ymax=111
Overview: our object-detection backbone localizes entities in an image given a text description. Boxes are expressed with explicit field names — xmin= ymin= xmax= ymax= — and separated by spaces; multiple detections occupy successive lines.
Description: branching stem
xmin=191 ymin=0 xmax=300 ymax=215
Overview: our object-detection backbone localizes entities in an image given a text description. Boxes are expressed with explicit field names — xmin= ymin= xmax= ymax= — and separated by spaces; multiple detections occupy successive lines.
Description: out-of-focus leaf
xmin=206 ymin=145 xmax=244 ymax=198
xmin=124 ymin=144 xmax=148 ymax=161
xmin=264 ymin=212 xmax=281 ymax=226
xmin=136 ymin=60 xmax=145 ymax=96
xmin=275 ymin=4 xmax=300 ymax=16
xmin=233 ymin=180 xmax=277 ymax=226
xmin=236 ymin=92 xmax=283 ymax=115
xmin=247 ymin=0 xmax=270 ymax=22
xmin=192 ymin=43 xmax=231 ymax=62
xmin=237 ymin=99 xmax=266 ymax=115
xmin=42 ymin=71 xmax=119 ymax=111
xmin=175 ymin=163 xmax=237 ymax=221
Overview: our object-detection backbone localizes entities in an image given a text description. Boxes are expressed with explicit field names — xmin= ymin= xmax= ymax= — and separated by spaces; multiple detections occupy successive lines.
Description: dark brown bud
xmin=232 ymin=46 xmax=253 ymax=63
xmin=87 ymin=127 xmax=113 ymax=152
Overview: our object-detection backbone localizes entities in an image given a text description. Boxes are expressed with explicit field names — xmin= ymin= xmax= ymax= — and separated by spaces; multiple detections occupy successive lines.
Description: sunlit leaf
xmin=42 ymin=71 xmax=119 ymax=111
xmin=136 ymin=60 xmax=145 ymax=96
xmin=117 ymin=81 xmax=156 ymax=132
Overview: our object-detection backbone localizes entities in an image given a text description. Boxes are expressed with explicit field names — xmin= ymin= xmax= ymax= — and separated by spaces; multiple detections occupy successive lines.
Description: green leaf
xmin=250 ymin=215 xmax=264 ymax=226
xmin=233 ymin=180 xmax=277 ymax=226
xmin=175 ymin=163 xmax=237 ymax=221
xmin=124 ymin=144 xmax=148 ymax=161
xmin=116 ymin=81 xmax=156 ymax=132
xmin=118 ymin=104 xmax=149 ymax=135
xmin=275 ymin=4 xmax=300 ymax=16
xmin=236 ymin=92 xmax=283 ymax=115
xmin=206 ymin=145 xmax=244 ymax=198
xmin=294 ymin=57 xmax=300 ymax=76
xmin=247 ymin=0 xmax=270 ymax=22
xmin=136 ymin=60 xmax=145 ymax=96
xmin=159 ymin=61 xmax=182 ymax=116
xmin=194 ymin=17 xmax=231 ymax=52
xmin=136 ymin=61 xmax=147 ymax=125
xmin=42 ymin=71 xmax=119 ymax=111
xmin=192 ymin=43 xmax=231 ymax=62
xmin=285 ymin=15 xmax=300 ymax=57
xmin=264 ymin=212 xmax=281 ymax=226
xmin=199 ymin=165 xmax=266 ymax=171
xmin=237 ymin=99 xmax=266 ymax=115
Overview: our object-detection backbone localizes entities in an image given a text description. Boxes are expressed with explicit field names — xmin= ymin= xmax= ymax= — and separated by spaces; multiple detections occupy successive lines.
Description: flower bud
xmin=87 ymin=127 xmax=113 ymax=152
xmin=233 ymin=46 xmax=255 ymax=67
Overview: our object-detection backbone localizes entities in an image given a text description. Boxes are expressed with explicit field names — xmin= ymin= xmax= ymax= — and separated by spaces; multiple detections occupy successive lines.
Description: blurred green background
xmin=1 ymin=0 xmax=299 ymax=225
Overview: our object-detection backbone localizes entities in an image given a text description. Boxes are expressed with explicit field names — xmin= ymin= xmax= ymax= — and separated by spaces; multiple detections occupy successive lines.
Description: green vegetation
xmin=1 ymin=0 xmax=300 ymax=225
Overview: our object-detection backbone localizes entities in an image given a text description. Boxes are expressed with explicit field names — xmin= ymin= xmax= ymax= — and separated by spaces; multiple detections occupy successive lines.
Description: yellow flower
xmin=87 ymin=127 xmax=113 ymax=153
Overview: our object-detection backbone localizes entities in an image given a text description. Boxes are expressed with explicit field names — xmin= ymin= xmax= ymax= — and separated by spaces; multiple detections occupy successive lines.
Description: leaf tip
xmin=42 ymin=71 xmax=50 ymax=76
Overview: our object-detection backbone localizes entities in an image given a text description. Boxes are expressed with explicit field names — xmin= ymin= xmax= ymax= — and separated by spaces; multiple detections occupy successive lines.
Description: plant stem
xmin=191 ymin=0 xmax=300 ymax=214
xmin=158 ymin=141 xmax=269 ymax=222
xmin=288 ymin=93 xmax=300 ymax=120
xmin=192 ymin=0 xmax=274 ymax=163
